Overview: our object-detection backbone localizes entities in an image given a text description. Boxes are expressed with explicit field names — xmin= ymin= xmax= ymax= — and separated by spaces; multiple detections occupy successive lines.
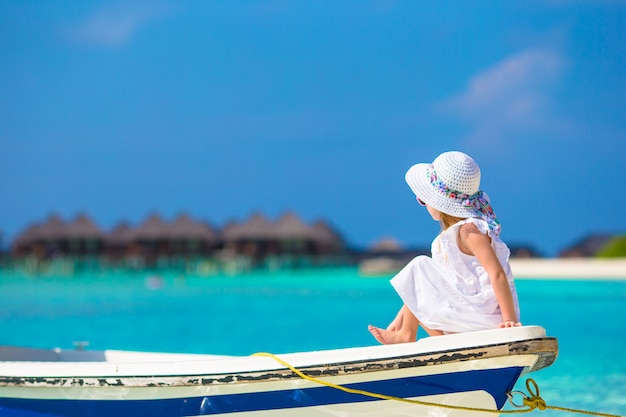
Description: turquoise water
xmin=0 ymin=268 xmax=625 ymax=416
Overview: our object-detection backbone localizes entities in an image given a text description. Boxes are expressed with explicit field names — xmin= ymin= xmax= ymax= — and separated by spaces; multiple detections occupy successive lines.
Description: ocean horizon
xmin=1 ymin=268 xmax=625 ymax=416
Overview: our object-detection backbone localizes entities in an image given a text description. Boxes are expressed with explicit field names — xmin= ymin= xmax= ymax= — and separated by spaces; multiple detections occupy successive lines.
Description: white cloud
xmin=440 ymin=49 xmax=568 ymax=144
xmin=64 ymin=1 xmax=171 ymax=47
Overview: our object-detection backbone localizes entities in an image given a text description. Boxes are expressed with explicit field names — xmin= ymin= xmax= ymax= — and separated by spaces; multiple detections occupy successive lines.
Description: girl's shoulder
xmin=455 ymin=220 xmax=492 ymax=255
xmin=449 ymin=217 xmax=491 ymax=235
xmin=458 ymin=220 xmax=482 ymax=235
xmin=455 ymin=218 xmax=507 ymax=250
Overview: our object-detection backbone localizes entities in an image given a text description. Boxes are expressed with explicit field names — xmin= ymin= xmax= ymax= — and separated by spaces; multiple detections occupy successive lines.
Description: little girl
xmin=368 ymin=151 xmax=521 ymax=344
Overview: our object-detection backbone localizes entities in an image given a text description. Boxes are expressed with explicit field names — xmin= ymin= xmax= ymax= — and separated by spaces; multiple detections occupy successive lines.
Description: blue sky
xmin=1 ymin=1 xmax=625 ymax=256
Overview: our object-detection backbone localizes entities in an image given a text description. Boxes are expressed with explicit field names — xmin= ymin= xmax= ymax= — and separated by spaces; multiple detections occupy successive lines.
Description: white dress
xmin=390 ymin=218 xmax=520 ymax=334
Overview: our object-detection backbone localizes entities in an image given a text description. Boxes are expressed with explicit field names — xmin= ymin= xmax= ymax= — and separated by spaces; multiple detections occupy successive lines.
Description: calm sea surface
xmin=0 ymin=268 xmax=625 ymax=416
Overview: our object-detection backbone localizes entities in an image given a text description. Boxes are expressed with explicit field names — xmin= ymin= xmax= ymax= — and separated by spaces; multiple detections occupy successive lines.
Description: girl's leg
xmin=368 ymin=305 xmax=419 ymax=344
xmin=420 ymin=323 xmax=444 ymax=337
xmin=386 ymin=305 xmax=405 ymax=331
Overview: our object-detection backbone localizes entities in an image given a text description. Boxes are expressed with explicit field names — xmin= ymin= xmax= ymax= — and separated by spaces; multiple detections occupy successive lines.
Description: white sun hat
xmin=405 ymin=151 xmax=501 ymax=236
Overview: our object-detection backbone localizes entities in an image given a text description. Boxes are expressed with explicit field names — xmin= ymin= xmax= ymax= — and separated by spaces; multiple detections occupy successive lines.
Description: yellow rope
xmin=252 ymin=352 xmax=624 ymax=417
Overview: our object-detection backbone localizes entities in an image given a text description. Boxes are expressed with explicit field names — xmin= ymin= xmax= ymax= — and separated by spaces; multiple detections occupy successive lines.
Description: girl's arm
xmin=459 ymin=223 xmax=521 ymax=328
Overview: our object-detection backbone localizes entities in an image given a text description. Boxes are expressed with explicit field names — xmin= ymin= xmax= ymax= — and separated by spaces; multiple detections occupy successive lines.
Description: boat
xmin=0 ymin=326 xmax=557 ymax=417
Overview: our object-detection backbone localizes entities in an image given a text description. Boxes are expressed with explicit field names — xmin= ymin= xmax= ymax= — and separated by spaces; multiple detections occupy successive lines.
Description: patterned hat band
xmin=426 ymin=165 xmax=502 ymax=235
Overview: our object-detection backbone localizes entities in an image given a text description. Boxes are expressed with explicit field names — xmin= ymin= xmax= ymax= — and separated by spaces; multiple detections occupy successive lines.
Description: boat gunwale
xmin=0 ymin=337 xmax=557 ymax=388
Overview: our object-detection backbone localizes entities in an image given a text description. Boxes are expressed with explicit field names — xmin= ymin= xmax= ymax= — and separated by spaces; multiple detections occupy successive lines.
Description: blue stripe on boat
xmin=0 ymin=367 xmax=523 ymax=417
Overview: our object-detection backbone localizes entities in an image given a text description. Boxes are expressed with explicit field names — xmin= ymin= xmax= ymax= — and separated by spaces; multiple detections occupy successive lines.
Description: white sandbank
xmin=510 ymin=258 xmax=626 ymax=280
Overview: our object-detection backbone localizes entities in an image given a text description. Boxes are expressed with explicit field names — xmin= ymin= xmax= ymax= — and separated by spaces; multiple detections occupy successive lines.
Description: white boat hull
xmin=0 ymin=326 xmax=558 ymax=417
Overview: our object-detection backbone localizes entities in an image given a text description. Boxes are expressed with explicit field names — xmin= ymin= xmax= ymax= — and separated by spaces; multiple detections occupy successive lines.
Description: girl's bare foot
xmin=368 ymin=325 xmax=413 ymax=344
xmin=386 ymin=308 xmax=404 ymax=331
xmin=368 ymin=325 xmax=387 ymax=344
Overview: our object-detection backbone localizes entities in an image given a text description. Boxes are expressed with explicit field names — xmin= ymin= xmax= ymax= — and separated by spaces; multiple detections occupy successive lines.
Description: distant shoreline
xmin=510 ymin=258 xmax=626 ymax=280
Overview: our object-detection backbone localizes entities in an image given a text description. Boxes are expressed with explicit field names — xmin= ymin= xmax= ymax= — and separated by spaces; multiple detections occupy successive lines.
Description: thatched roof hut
xmin=10 ymin=210 xmax=349 ymax=262
xmin=106 ymin=222 xmax=135 ymax=246
xmin=65 ymin=213 xmax=103 ymax=240
xmin=12 ymin=214 xmax=66 ymax=253
xmin=11 ymin=223 xmax=43 ymax=256
xmin=33 ymin=214 xmax=66 ymax=242
xmin=168 ymin=214 xmax=218 ymax=243
xmin=273 ymin=211 xmax=316 ymax=240
xmin=62 ymin=213 xmax=104 ymax=254
xmin=12 ymin=213 xmax=104 ymax=256
xmin=133 ymin=214 xmax=170 ymax=241
xmin=311 ymin=219 xmax=345 ymax=248
xmin=220 ymin=213 xmax=346 ymax=256
xmin=12 ymin=223 xmax=43 ymax=248
xmin=222 ymin=213 xmax=274 ymax=241
xmin=118 ymin=213 xmax=220 ymax=259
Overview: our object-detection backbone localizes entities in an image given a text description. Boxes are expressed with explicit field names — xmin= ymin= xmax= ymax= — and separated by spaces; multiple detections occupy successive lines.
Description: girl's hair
xmin=439 ymin=212 xmax=465 ymax=231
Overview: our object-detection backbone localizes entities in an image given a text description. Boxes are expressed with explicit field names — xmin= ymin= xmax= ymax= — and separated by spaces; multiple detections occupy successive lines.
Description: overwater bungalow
xmin=310 ymin=219 xmax=345 ymax=254
xmin=65 ymin=213 xmax=104 ymax=256
xmin=273 ymin=211 xmax=318 ymax=253
xmin=12 ymin=214 xmax=68 ymax=258
xmin=167 ymin=213 xmax=219 ymax=256
xmin=128 ymin=213 xmax=219 ymax=265
xmin=219 ymin=212 xmax=346 ymax=267
xmin=12 ymin=223 xmax=41 ymax=257
xmin=104 ymin=222 xmax=136 ymax=261
xmin=221 ymin=212 xmax=275 ymax=260
xmin=9 ymin=210 xmax=348 ymax=271
xmin=11 ymin=213 xmax=105 ymax=259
